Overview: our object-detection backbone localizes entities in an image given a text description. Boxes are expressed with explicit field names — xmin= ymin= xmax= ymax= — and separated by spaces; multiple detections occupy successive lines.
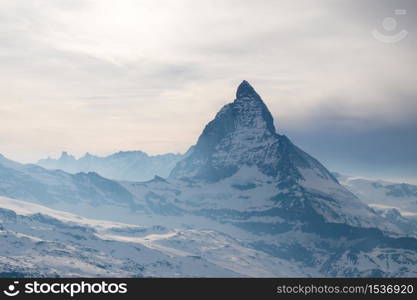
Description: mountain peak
xmin=236 ymin=80 xmax=258 ymax=99
xmin=60 ymin=151 xmax=71 ymax=158
xmin=82 ymin=152 xmax=95 ymax=159
xmin=230 ymin=80 xmax=277 ymax=136
xmin=170 ymin=80 xmax=280 ymax=181
xmin=170 ymin=80 xmax=341 ymax=185
xmin=59 ymin=151 xmax=75 ymax=161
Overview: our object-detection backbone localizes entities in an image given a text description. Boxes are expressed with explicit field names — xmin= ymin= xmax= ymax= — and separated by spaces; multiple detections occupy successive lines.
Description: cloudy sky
xmin=0 ymin=0 xmax=416 ymax=183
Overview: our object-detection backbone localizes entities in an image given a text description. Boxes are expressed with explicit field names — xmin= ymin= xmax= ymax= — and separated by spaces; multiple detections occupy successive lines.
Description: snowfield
xmin=0 ymin=196 xmax=302 ymax=277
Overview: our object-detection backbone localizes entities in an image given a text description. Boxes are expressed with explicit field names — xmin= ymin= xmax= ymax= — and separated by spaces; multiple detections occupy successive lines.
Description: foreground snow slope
xmin=0 ymin=196 xmax=303 ymax=277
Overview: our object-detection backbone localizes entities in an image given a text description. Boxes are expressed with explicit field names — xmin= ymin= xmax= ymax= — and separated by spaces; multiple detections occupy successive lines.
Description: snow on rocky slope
xmin=334 ymin=173 xmax=417 ymax=237
xmin=336 ymin=173 xmax=417 ymax=216
xmin=120 ymin=81 xmax=417 ymax=277
xmin=0 ymin=154 xmax=137 ymax=208
xmin=0 ymin=196 xmax=304 ymax=277
xmin=164 ymin=81 xmax=397 ymax=231
xmin=1 ymin=81 xmax=417 ymax=277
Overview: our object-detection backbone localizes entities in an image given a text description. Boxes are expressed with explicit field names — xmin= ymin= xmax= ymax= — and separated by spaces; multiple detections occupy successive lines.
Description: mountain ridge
xmin=37 ymin=151 xmax=183 ymax=182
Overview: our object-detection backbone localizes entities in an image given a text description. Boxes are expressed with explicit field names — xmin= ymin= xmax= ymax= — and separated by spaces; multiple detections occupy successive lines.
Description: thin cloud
xmin=0 ymin=0 xmax=415 ymax=183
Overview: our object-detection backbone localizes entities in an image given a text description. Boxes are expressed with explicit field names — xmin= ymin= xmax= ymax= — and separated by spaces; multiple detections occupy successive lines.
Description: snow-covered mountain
xmin=334 ymin=173 xmax=417 ymax=237
xmin=37 ymin=151 xmax=183 ymax=182
xmin=335 ymin=173 xmax=417 ymax=216
xmin=1 ymin=81 xmax=417 ymax=277
xmin=119 ymin=81 xmax=417 ymax=276
xmin=0 ymin=196 xmax=302 ymax=277
xmin=168 ymin=81 xmax=392 ymax=230
xmin=0 ymin=155 xmax=136 ymax=208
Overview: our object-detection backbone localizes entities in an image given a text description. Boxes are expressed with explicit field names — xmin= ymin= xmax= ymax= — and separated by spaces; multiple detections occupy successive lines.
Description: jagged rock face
xmin=170 ymin=80 xmax=278 ymax=181
xmin=167 ymin=81 xmax=394 ymax=231
xmin=170 ymin=81 xmax=336 ymax=185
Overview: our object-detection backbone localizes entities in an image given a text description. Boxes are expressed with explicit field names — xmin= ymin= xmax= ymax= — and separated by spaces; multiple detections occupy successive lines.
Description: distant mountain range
xmin=335 ymin=173 xmax=417 ymax=216
xmin=1 ymin=81 xmax=417 ymax=277
xmin=334 ymin=173 xmax=417 ymax=236
xmin=0 ymin=153 xmax=136 ymax=208
xmin=37 ymin=151 xmax=183 ymax=182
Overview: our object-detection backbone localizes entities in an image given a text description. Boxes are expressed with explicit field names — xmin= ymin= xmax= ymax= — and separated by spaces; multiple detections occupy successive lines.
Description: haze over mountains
xmin=37 ymin=151 xmax=183 ymax=182
xmin=1 ymin=81 xmax=417 ymax=277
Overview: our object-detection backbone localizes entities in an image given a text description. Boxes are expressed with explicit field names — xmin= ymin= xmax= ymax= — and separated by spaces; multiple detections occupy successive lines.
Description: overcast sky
xmin=0 ymin=0 xmax=416 ymax=183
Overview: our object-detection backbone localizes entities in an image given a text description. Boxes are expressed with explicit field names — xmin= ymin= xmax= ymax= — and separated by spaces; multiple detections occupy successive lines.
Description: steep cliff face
xmin=171 ymin=81 xmax=336 ymax=184
xmin=168 ymin=81 xmax=385 ymax=229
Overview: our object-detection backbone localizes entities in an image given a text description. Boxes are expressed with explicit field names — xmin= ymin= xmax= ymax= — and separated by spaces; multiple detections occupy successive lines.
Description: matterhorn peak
xmin=170 ymin=80 xmax=281 ymax=181
xmin=170 ymin=80 xmax=341 ymax=185
xmin=236 ymin=80 xmax=259 ymax=99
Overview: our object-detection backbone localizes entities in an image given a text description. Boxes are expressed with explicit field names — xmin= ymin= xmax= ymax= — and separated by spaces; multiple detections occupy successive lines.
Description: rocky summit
xmin=171 ymin=80 xmax=337 ymax=184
